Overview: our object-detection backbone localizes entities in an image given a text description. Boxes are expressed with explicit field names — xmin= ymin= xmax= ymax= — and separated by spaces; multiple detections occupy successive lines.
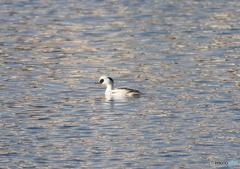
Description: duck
xmin=95 ymin=76 xmax=142 ymax=97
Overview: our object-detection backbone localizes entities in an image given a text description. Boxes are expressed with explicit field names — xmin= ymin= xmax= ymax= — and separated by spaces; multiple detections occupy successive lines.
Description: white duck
xmin=95 ymin=76 xmax=142 ymax=97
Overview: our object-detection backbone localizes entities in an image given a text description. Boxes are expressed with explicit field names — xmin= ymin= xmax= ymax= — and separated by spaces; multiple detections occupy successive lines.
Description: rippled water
xmin=0 ymin=0 xmax=240 ymax=168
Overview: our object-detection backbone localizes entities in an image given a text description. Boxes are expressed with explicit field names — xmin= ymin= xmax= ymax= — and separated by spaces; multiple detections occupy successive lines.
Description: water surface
xmin=0 ymin=0 xmax=239 ymax=168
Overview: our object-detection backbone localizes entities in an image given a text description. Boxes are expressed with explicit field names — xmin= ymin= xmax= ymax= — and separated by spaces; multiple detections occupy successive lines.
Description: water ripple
xmin=1 ymin=0 xmax=240 ymax=168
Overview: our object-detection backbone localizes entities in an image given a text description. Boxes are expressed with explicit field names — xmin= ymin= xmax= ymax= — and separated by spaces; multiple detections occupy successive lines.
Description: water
xmin=0 ymin=0 xmax=240 ymax=168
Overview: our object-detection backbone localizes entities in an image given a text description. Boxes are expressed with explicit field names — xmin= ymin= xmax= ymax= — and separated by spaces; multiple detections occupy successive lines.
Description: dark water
xmin=0 ymin=0 xmax=239 ymax=168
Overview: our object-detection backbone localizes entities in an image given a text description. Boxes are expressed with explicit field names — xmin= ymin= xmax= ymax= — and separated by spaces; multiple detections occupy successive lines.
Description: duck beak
xmin=95 ymin=82 xmax=101 ymax=84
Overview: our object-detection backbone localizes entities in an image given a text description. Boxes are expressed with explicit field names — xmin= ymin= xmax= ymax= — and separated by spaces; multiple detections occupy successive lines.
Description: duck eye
xmin=99 ymin=79 xmax=104 ymax=84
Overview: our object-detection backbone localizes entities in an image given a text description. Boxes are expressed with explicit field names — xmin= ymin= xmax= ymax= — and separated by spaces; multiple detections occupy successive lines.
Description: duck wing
xmin=117 ymin=87 xmax=141 ymax=94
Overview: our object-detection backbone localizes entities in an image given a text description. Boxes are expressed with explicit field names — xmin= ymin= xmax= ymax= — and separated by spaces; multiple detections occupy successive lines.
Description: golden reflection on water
xmin=0 ymin=0 xmax=240 ymax=168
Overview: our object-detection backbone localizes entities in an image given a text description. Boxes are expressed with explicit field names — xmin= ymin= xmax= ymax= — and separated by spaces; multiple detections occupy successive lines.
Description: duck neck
xmin=105 ymin=84 xmax=114 ymax=94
